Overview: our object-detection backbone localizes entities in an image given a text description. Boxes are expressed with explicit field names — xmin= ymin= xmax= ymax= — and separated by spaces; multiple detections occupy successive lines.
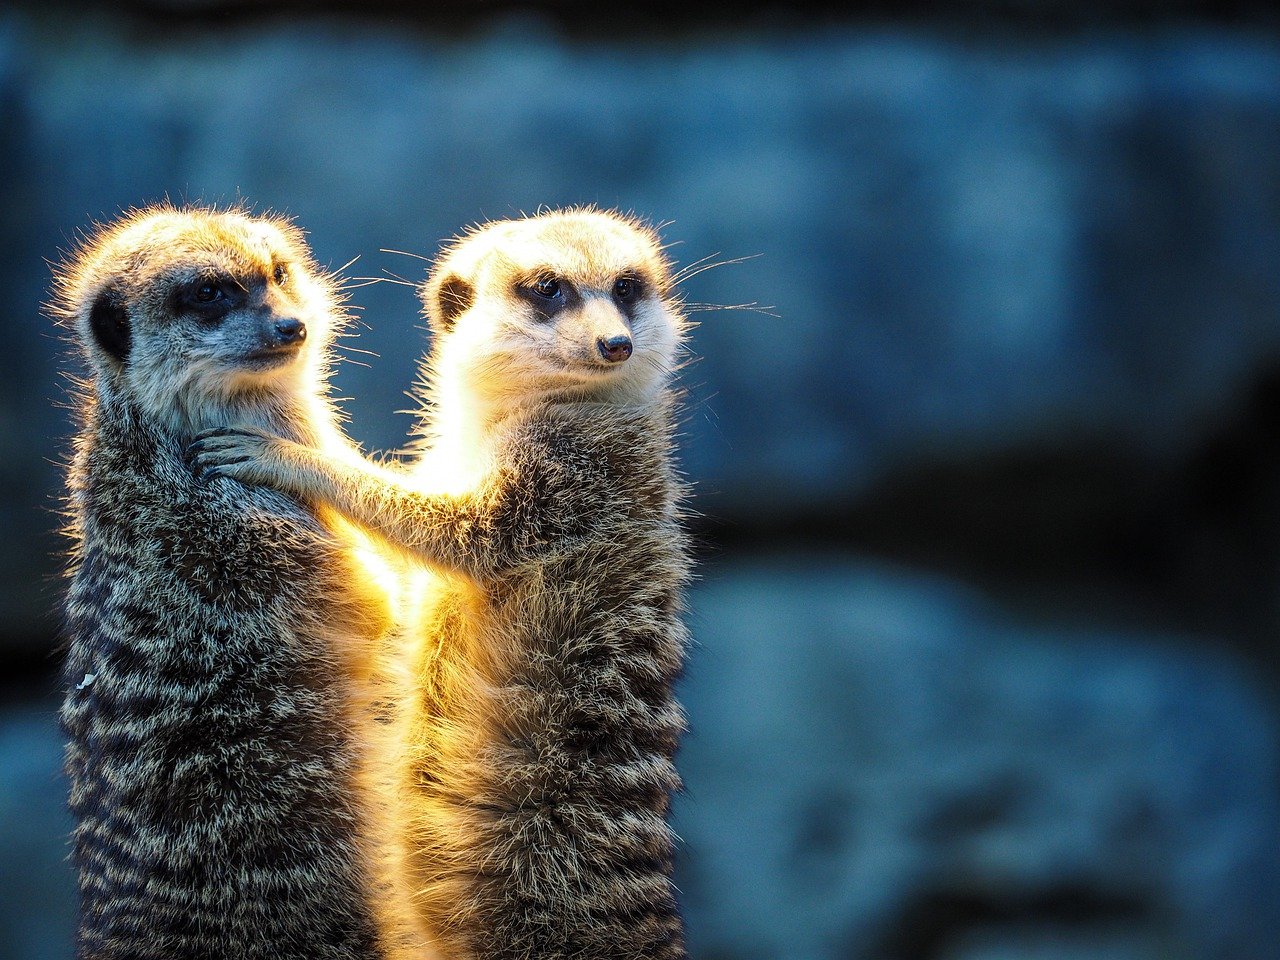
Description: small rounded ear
xmin=422 ymin=272 xmax=474 ymax=332
xmin=88 ymin=285 xmax=130 ymax=364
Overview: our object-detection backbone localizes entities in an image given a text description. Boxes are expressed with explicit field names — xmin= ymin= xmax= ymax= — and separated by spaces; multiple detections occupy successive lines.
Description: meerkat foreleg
xmin=191 ymin=426 xmax=538 ymax=579
xmin=191 ymin=425 xmax=341 ymax=498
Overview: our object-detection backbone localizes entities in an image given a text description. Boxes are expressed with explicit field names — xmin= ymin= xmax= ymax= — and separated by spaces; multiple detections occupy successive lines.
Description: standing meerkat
xmin=53 ymin=205 xmax=414 ymax=960
xmin=192 ymin=208 xmax=693 ymax=960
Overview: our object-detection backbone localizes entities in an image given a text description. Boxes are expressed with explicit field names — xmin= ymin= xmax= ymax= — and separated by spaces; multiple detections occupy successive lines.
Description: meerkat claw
xmin=188 ymin=439 xmax=252 ymax=472
xmin=195 ymin=451 xmax=252 ymax=468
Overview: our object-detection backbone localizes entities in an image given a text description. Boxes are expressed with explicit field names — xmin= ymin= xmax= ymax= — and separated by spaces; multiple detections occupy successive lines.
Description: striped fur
xmin=54 ymin=206 xmax=402 ymax=960
xmin=192 ymin=209 xmax=693 ymax=959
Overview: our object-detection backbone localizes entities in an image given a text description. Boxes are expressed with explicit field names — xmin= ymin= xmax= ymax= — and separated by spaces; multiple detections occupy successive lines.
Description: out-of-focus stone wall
xmin=5 ymin=12 xmax=1280 ymax=648
xmin=2 ymin=6 xmax=1279 ymax=959
xmin=678 ymin=560 xmax=1280 ymax=960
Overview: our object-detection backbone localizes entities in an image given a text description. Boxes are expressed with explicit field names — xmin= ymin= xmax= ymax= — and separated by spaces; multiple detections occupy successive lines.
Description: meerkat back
xmin=52 ymin=206 xmax=398 ymax=960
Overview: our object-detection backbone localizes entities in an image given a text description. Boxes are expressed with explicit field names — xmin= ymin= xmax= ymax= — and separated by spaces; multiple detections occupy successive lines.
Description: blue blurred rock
xmin=672 ymin=558 xmax=1280 ymax=959
xmin=3 ymin=16 xmax=1279 ymax=576
xmin=0 ymin=704 xmax=74 ymax=960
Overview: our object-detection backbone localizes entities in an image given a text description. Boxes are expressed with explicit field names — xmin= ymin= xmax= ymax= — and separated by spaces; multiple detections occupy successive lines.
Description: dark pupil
xmin=535 ymin=277 xmax=560 ymax=298
xmin=195 ymin=283 xmax=218 ymax=302
xmin=616 ymin=278 xmax=635 ymax=299
xmin=274 ymin=266 xmax=287 ymax=285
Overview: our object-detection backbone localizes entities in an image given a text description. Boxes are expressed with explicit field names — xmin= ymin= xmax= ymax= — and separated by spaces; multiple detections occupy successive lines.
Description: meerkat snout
xmin=579 ymin=297 xmax=634 ymax=365
xmin=597 ymin=334 xmax=632 ymax=363
xmin=241 ymin=309 xmax=308 ymax=367
xmin=273 ymin=316 xmax=306 ymax=345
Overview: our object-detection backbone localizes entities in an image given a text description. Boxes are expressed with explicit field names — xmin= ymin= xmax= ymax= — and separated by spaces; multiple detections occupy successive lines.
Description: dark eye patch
xmin=516 ymin=271 xmax=579 ymax=320
xmin=613 ymin=276 xmax=642 ymax=302
xmin=194 ymin=281 xmax=223 ymax=303
xmin=176 ymin=274 xmax=245 ymax=320
xmin=612 ymin=271 xmax=651 ymax=323
xmin=532 ymin=276 xmax=561 ymax=299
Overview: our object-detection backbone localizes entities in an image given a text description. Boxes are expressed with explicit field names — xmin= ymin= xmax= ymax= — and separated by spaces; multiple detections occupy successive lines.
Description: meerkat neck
xmin=104 ymin=374 xmax=329 ymax=448
xmin=412 ymin=357 xmax=504 ymax=492
xmin=202 ymin=391 xmax=326 ymax=446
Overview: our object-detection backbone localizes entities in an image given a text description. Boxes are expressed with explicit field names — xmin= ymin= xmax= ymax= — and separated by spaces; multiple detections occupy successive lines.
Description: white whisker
xmin=340 ymin=278 xmax=394 ymax=290
xmin=669 ymin=251 xmax=722 ymax=283
xmin=332 ymin=253 xmax=361 ymax=277
xmin=672 ymin=253 xmax=761 ymax=286
xmin=683 ymin=301 xmax=779 ymax=317
xmin=332 ymin=354 xmax=372 ymax=369
xmin=334 ymin=343 xmax=381 ymax=359
xmin=380 ymin=248 xmax=434 ymax=263
xmin=348 ymin=275 xmax=416 ymax=288
xmin=382 ymin=268 xmax=417 ymax=286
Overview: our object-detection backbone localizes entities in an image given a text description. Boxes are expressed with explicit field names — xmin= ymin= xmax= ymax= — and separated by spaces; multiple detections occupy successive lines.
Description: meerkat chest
xmin=81 ymin=424 xmax=341 ymax=619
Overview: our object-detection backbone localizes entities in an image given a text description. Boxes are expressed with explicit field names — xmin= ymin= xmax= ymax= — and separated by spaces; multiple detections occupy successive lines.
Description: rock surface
xmin=0 ymin=700 xmax=74 ymax=960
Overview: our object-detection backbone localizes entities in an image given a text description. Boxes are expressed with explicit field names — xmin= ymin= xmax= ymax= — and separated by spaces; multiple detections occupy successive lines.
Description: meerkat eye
xmin=613 ymin=277 xmax=642 ymax=302
xmin=532 ymin=276 xmax=561 ymax=299
xmin=273 ymin=265 xmax=288 ymax=286
xmin=193 ymin=281 xmax=224 ymax=304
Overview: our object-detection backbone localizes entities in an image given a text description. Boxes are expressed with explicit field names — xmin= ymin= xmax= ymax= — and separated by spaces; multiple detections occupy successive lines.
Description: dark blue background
xmin=2 ymin=4 xmax=1279 ymax=958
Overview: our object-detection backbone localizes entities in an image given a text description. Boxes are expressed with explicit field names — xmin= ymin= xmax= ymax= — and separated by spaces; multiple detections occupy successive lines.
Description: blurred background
xmin=3 ymin=1 xmax=1280 ymax=957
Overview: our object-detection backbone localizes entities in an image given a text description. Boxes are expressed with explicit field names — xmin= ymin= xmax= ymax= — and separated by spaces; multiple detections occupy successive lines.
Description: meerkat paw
xmin=188 ymin=426 xmax=302 ymax=488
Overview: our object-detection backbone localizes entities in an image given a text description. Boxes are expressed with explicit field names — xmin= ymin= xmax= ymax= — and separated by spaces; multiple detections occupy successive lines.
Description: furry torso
xmin=62 ymin=396 xmax=388 ymax=960
xmin=402 ymin=397 xmax=690 ymax=960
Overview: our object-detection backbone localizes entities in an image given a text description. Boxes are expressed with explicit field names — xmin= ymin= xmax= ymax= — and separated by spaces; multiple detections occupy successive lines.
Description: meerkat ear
xmin=88 ymin=286 xmax=130 ymax=363
xmin=423 ymin=272 xmax=474 ymax=332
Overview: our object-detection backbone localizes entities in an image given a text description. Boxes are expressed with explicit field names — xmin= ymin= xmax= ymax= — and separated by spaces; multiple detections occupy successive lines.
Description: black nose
xmin=597 ymin=335 xmax=632 ymax=364
xmin=274 ymin=318 xmax=306 ymax=345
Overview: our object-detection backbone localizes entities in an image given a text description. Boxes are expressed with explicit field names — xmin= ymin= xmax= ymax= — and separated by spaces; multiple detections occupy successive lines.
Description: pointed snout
xmin=272 ymin=317 xmax=306 ymax=345
xmin=581 ymin=298 xmax=633 ymax=365
xmin=597 ymin=334 xmax=633 ymax=364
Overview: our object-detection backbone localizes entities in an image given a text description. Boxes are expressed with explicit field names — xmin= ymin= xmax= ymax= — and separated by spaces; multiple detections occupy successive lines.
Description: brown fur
xmin=193 ymin=208 xmax=693 ymax=959
xmin=52 ymin=204 xmax=417 ymax=959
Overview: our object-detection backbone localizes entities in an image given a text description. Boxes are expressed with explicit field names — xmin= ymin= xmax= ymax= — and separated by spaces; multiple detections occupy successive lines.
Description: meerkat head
xmin=419 ymin=208 xmax=685 ymax=416
xmin=51 ymin=203 xmax=342 ymax=434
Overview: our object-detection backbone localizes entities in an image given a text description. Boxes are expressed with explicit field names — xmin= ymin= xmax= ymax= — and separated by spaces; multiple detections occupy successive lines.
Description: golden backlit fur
xmin=56 ymin=205 xmax=345 ymax=442
xmin=53 ymin=204 xmax=423 ymax=959
xmin=194 ymin=208 xmax=694 ymax=959
xmin=411 ymin=210 xmax=681 ymax=492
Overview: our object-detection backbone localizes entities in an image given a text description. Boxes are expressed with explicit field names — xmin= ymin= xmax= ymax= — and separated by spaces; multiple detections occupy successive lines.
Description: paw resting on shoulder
xmin=189 ymin=425 xmax=303 ymax=489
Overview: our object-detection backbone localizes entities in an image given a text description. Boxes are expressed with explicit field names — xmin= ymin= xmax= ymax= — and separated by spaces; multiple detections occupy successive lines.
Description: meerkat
xmin=53 ymin=204 xmax=419 ymax=960
xmin=191 ymin=208 xmax=693 ymax=960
